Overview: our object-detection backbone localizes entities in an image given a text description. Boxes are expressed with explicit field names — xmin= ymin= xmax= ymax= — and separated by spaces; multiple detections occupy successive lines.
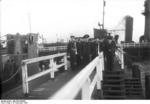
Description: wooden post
xmin=54 ymin=61 xmax=57 ymax=71
xmin=121 ymin=47 xmax=124 ymax=69
xmin=100 ymin=56 xmax=104 ymax=99
xmin=22 ymin=63 xmax=26 ymax=94
xmin=50 ymin=59 xmax=55 ymax=79
xmin=96 ymin=60 xmax=101 ymax=90
xmin=82 ymin=78 xmax=91 ymax=99
xmin=22 ymin=63 xmax=29 ymax=95
xmin=101 ymin=59 xmax=103 ymax=81
xmin=64 ymin=55 xmax=67 ymax=70
xmin=119 ymin=51 xmax=121 ymax=64
xmin=98 ymin=43 xmax=100 ymax=55
xmin=101 ymin=52 xmax=104 ymax=71
xmin=25 ymin=65 xmax=29 ymax=94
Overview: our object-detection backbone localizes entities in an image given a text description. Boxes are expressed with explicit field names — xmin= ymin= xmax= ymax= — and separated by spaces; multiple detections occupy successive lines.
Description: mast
xmin=27 ymin=0 xmax=32 ymax=33
xmin=0 ymin=0 xmax=2 ymax=80
xmin=0 ymin=0 xmax=2 ymax=47
xmin=28 ymin=12 xmax=32 ymax=33
xmin=102 ymin=0 xmax=106 ymax=29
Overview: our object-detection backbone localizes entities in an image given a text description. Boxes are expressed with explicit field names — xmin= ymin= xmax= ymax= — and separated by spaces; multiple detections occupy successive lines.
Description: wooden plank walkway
xmin=2 ymin=56 xmax=145 ymax=99
xmin=1 ymin=56 xmax=123 ymax=99
xmin=1 ymin=67 xmax=82 ymax=99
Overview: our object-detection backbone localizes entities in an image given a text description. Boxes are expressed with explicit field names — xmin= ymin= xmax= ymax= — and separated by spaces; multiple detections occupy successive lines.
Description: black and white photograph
xmin=0 ymin=0 xmax=150 ymax=101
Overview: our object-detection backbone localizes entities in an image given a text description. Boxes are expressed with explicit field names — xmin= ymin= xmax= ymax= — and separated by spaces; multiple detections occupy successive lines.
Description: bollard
xmin=145 ymin=73 xmax=150 ymax=99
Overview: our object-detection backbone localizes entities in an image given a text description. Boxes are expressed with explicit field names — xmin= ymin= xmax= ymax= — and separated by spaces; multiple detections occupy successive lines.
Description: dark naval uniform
xmin=82 ymin=34 xmax=91 ymax=65
xmin=103 ymin=36 xmax=116 ymax=71
xmin=76 ymin=40 xmax=82 ymax=66
xmin=67 ymin=40 xmax=77 ymax=70
xmin=91 ymin=40 xmax=99 ymax=60
xmin=82 ymin=41 xmax=91 ymax=65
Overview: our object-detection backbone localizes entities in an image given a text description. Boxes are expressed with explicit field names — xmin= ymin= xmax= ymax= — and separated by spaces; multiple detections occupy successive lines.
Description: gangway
xmin=51 ymin=52 xmax=104 ymax=99
xmin=50 ymin=48 xmax=124 ymax=99
xmin=2 ymin=45 xmax=144 ymax=99
xmin=2 ymin=52 xmax=105 ymax=99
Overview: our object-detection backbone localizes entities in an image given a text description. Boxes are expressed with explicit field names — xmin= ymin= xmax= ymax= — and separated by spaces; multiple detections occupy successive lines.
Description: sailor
xmin=89 ymin=38 xmax=97 ymax=61
xmin=67 ymin=35 xmax=77 ymax=70
xmin=114 ymin=34 xmax=119 ymax=44
xmin=82 ymin=34 xmax=90 ymax=65
xmin=76 ymin=37 xmax=82 ymax=67
xmin=103 ymin=35 xmax=116 ymax=71
xmin=79 ymin=38 xmax=84 ymax=65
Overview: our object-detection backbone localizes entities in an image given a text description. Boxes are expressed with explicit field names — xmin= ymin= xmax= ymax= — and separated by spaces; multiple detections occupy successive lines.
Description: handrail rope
xmin=0 ymin=66 xmax=21 ymax=84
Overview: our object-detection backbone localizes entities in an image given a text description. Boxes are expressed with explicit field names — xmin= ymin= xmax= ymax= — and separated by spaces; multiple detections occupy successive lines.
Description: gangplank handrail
xmin=115 ymin=47 xmax=124 ymax=69
xmin=38 ymin=46 xmax=67 ymax=52
xmin=50 ymin=52 xmax=104 ymax=99
xmin=117 ymin=42 xmax=150 ymax=48
xmin=21 ymin=52 xmax=68 ymax=95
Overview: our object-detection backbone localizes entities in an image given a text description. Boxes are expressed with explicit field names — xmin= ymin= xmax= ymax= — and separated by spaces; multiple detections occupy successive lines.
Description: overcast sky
xmin=0 ymin=0 xmax=145 ymax=42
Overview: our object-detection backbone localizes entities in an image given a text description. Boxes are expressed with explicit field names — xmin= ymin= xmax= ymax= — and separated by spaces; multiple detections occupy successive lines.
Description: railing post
xmin=100 ymin=52 xmax=104 ymax=71
xmin=64 ymin=54 xmax=67 ymax=70
xmin=22 ymin=62 xmax=29 ymax=95
xmin=119 ymin=50 xmax=121 ymax=64
xmin=96 ymin=59 xmax=101 ymax=90
xmin=121 ymin=47 xmax=124 ymax=69
xmin=121 ymin=52 xmax=124 ymax=69
xmin=98 ymin=43 xmax=100 ymax=55
xmin=100 ymin=54 xmax=104 ymax=98
xmin=50 ymin=59 xmax=55 ymax=79
xmin=82 ymin=78 xmax=91 ymax=99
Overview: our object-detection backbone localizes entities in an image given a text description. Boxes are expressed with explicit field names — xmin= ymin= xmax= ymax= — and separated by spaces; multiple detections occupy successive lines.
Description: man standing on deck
xmin=103 ymin=35 xmax=116 ymax=71
xmin=76 ymin=37 xmax=82 ymax=67
xmin=82 ymin=34 xmax=90 ymax=65
xmin=91 ymin=38 xmax=99 ymax=60
xmin=67 ymin=36 xmax=77 ymax=70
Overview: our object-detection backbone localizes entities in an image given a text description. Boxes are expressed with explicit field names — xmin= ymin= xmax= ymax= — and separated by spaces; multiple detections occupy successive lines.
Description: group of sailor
xmin=67 ymin=34 xmax=117 ymax=71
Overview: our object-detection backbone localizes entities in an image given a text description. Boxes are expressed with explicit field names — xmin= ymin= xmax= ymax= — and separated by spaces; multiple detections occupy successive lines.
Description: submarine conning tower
xmin=143 ymin=0 xmax=150 ymax=42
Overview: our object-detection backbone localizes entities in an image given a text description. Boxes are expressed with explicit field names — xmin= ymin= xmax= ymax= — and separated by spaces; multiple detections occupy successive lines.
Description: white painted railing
xmin=21 ymin=53 xmax=67 ymax=95
xmin=50 ymin=52 xmax=104 ymax=99
xmin=115 ymin=47 xmax=124 ymax=69
xmin=39 ymin=46 xmax=67 ymax=52
xmin=117 ymin=42 xmax=150 ymax=48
